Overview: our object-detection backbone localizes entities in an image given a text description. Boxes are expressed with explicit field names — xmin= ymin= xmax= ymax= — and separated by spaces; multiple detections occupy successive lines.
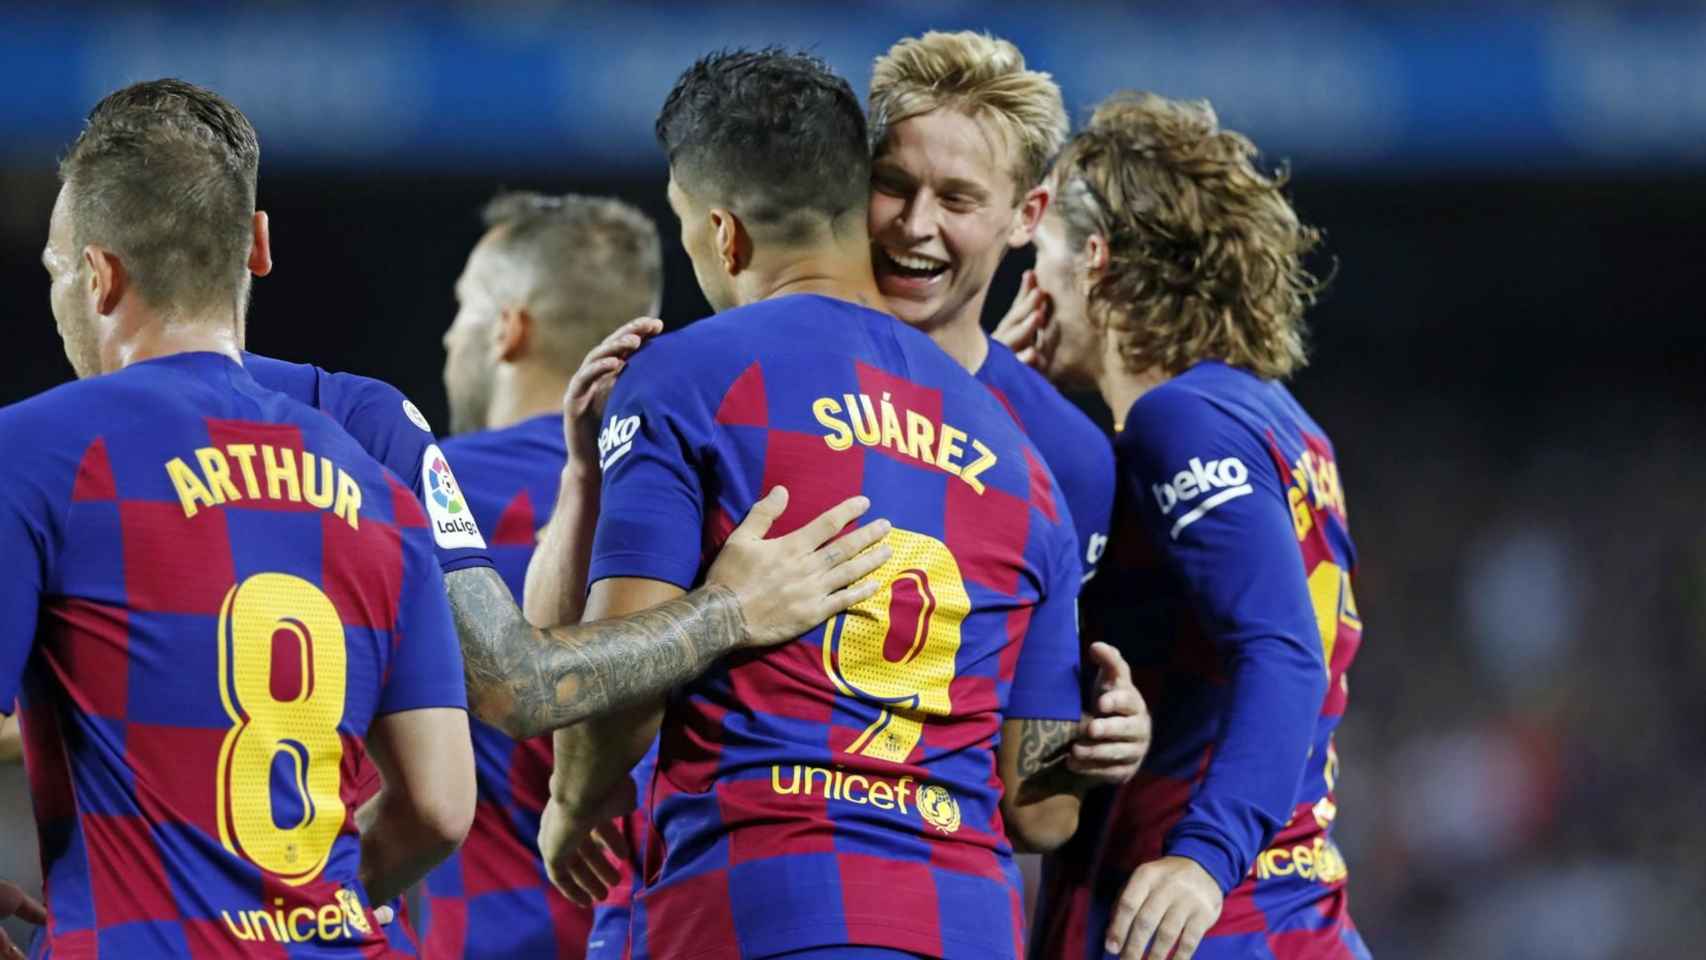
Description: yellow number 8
xmin=215 ymin=573 xmax=348 ymax=885
xmin=822 ymin=528 xmax=969 ymax=763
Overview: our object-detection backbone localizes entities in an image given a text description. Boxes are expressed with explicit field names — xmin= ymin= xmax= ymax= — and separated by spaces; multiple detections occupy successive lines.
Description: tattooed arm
xmin=998 ymin=715 xmax=1088 ymax=854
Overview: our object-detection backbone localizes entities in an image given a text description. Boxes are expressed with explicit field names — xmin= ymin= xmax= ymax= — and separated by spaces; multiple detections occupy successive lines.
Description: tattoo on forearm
xmin=445 ymin=567 xmax=746 ymax=739
xmin=1013 ymin=717 xmax=1088 ymax=805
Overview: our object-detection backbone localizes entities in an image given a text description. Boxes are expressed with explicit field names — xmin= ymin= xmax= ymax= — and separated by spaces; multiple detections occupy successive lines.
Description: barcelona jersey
xmin=417 ymin=413 xmax=593 ymax=958
xmin=1033 ymin=362 xmax=1371 ymax=960
xmin=589 ymin=294 xmax=1083 ymax=960
xmin=0 ymin=353 xmax=467 ymax=959
xmin=974 ymin=338 xmax=1114 ymax=583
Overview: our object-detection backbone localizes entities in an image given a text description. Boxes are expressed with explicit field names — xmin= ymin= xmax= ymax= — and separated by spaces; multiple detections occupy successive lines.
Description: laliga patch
xmin=421 ymin=444 xmax=487 ymax=550
xmin=401 ymin=399 xmax=432 ymax=433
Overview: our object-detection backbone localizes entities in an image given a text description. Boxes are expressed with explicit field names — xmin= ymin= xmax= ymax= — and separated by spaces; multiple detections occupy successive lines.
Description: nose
xmin=895 ymin=191 xmax=938 ymax=244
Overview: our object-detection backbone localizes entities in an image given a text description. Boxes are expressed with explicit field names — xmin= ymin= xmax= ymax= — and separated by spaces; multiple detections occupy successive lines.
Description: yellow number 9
xmin=823 ymin=528 xmax=969 ymax=763
xmin=215 ymin=573 xmax=348 ymax=885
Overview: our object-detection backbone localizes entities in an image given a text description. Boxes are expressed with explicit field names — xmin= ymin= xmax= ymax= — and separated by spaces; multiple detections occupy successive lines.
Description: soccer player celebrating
xmin=537 ymin=50 xmax=1096 ymax=960
xmin=6 ymin=78 xmax=477 ymax=958
xmin=418 ymin=191 xmax=667 ymax=959
xmin=1019 ymin=94 xmax=1371 ymax=960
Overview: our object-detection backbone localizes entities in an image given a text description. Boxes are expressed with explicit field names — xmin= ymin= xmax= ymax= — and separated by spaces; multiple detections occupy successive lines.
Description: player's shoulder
xmin=980 ymin=339 xmax=1110 ymax=459
xmin=244 ymin=351 xmax=434 ymax=435
xmin=440 ymin=415 xmax=562 ymax=476
xmin=1121 ymin=362 xmax=1270 ymax=447
xmin=0 ymin=361 xmax=182 ymax=449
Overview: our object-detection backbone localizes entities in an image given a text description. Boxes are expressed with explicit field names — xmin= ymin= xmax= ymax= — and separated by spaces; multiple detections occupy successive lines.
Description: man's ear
xmin=1083 ymin=232 xmax=1110 ymax=286
xmin=708 ymin=207 xmax=753 ymax=276
xmin=249 ymin=210 xmax=273 ymax=277
xmin=496 ymin=306 xmax=530 ymax=363
xmin=83 ymin=245 xmax=125 ymax=316
xmin=1008 ymin=183 xmax=1051 ymax=248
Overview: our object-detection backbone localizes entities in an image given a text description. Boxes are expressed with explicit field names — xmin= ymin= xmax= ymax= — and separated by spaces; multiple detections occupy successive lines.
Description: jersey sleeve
xmin=1118 ymin=386 xmax=1329 ymax=894
xmin=331 ymin=374 xmax=493 ymax=575
xmin=587 ymin=345 xmax=711 ymax=591
xmin=0 ymin=411 xmax=58 ymax=713
xmin=375 ymin=524 xmax=468 ymax=716
xmin=1004 ymin=510 xmax=1085 ymax=721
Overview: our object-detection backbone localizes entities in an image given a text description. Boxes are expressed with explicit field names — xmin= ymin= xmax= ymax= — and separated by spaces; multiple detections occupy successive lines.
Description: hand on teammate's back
xmin=1106 ymin=855 xmax=1224 ymax=960
xmin=0 ymin=880 xmax=46 ymax=960
xmin=563 ymin=316 xmax=665 ymax=471
xmin=1068 ymin=642 xmax=1151 ymax=785
xmin=705 ymin=487 xmax=892 ymax=648
xmin=992 ymin=269 xmax=1057 ymax=371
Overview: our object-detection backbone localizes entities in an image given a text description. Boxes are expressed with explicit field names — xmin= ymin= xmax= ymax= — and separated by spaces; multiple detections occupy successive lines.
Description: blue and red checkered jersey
xmin=416 ymin=413 xmax=592 ymax=959
xmin=589 ymin=294 xmax=1083 ymax=960
xmin=0 ymin=352 xmax=467 ymax=959
xmin=1033 ymin=362 xmax=1371 ymax=960
xmin=975 ymin=338 xmax=1114 ymax=583
xmin=244 ymin=353 xmax=493 ymax=576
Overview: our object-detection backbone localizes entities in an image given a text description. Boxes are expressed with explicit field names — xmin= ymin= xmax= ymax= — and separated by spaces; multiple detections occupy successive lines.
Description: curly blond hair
xmin=869 ymin=31 xmax=1067 ymax=196
xmin=1053 ymin=92 xmax=1324 ymax=380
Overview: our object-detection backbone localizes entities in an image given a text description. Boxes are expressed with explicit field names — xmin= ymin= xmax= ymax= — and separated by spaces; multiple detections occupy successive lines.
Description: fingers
xmin=1141 ymin=909 xmax=1187 ymax=960
xmin=1175 ymin=914 xmax=1212 ymax=960
xmin=1107 ymin=869 xmax=1153 ymax=957
xmin=581 ymin=836 xmax=624 ymax=892
xmin=1126 ymin=901 xmax=1168 ymax=960
xmin=565 ymin=853 xmax=608 ymax=906
xmin=0 ymin=882 xmax=43 ymax=925
xmin=1089 ymin=641 xmax=1134 ymax=689
xmin=593 ymin=818 xmax=632 ymax=865
xmin=819 ymin=576 xmax=883 ymax=618
xmin=731 ymin=486 xmax=790 ymax=541
xmin=815 ymin=518 xmax=891 ymax=576
xmin=1069 ymin=736 xmax=1145 ymax=767
xmin=0 ymin=930 xmax=21 ymax=960
xmin=373 ymin=904 xmax=395 ymax=926
xmin=1095 ymin=687 xmax=1147 ymax=722
xmin=781 ymin=494 xmax=871 ymax=554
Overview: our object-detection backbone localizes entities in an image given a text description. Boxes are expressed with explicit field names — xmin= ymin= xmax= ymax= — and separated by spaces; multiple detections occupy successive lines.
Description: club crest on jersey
xmin=599 ymin=413 xmax=640 ymax=471
xmin=1151 ymin=456 xmax=1253 ymax=540
xmin=917 ymin=783 xmax=962 ymax=834
xmin=420 ymin=444 xmax=486 ymax=550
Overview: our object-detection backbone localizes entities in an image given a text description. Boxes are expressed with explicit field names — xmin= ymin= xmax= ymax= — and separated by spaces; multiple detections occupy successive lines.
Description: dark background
xmin=3 ymin=4 xmax=1706 ymax=958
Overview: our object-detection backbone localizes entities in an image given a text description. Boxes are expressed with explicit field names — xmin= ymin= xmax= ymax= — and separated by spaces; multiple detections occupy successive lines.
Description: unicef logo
xmin=917 ymin=783 xmax=961 ymax=835
xmin=427 ymin=456 xmax=465 ymax=515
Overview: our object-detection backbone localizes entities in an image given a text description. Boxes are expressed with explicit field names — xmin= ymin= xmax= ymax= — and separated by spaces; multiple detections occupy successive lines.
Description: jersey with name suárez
xmin=589 ymin=294 xmax=1082 ymax=960
xmin=244 ymin=353 xmax=492 ymax=575
xmin=975 ymin=338 xmax=1114 ymax=585
xmin=1034 ymin=361 xmax=1370 ymax=960
xmin=417 ymin=414 xmax=591 ymax=960
xmin=0 ymin=353 xmax=466 ymax=959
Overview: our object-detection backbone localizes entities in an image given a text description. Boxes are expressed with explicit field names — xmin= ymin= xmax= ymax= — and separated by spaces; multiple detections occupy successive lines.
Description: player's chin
xmin=876 ymin=273 xmax=953 ymax=329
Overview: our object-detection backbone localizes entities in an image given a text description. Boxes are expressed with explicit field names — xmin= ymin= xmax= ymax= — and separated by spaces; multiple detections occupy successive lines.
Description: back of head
xmin=869 ymin=31 xmax=1067 ymax=197
xmin=656 ymin=48 xmax=869 ymax=244
xmin=1052 ymin=92 xmax=1323 ymax=380
xmin=59 ymin=78 xmax=260 ymax=318
xmin=479 ymin=191 xmax=663 ymax=369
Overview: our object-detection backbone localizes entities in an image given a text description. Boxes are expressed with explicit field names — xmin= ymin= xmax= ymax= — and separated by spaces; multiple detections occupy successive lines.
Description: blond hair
xmin=1053 ymin=92 xmax=1324 ymax=380
xmin=869 ymin=31 xmax=1067 ymax=197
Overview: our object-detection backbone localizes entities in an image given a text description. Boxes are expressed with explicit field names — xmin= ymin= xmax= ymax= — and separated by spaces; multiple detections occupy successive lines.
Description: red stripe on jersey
xmin=838 ymin=852 xmax=943 ymax=957
xmin=853 ymin=362 xmax=945 ymax=472
xmin=20 ymin=693 xmax=75 ymax=823
xmin=120 ymin=500 xmax=236 ymax=614
xmin=727 ymin=643 xmax=834 ymax=727
xmin=461 ymin=799 xmax=546 ymax=895
xmin=641 ymin=868 xmax=740 ymax=959
xmin=721 ymin=771 xmax=833 ymax=866
xmin=320 ymin=511 xmax=402 ymax=630
xmin=182 ymin=916 xmax=290 ymax=959
xmin=759 ymin=429 xmax=866 ymax=538
xmin=490 ymin=489 xmax=536 ymax=546
xmin=83 ymin=813 xmax=181 ymax=925
xmin=421 ymin=897 xmax=467 ymax=960
xmin=388 ymin=475 xmax=429 ymax=528
xmin=71 ymin=436 xmax=117 ymax=502
xmin=128 ymin=723 xmax=226 ymax=837
xmin=714 ymin=362 xmax=769 ymax=427
xmin=943 ymin=475 xmax=1029 ymax=596
xmin=983 ymin=384 xmax=1023 ymax=428
xmin=1024 ymin=446 xmax=1059 ymax=525
xmin=40 ymin=598 xmax=129 ymax=719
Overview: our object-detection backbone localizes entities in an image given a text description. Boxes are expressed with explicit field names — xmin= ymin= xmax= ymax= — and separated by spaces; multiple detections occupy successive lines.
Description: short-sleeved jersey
xmin=416 ymin=414 xmax=591 ymax=959
xmin=589 ymin=294 xmax=1083 ymax=960
xmin=1033 ymin=362 xmax=1371 ymax=960
xmin=974 ymin=338 xmax=1114 ymax=585
xmin=0 ymin=352 xmax=467 ymax=959
xmin=244 ymin=353 xmax=492 ymax=575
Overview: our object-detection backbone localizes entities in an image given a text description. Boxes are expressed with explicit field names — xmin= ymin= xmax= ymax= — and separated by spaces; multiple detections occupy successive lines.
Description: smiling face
xmin=868 ymin=109 xmax=1027 ymax=336
xmin=1029 ymin=198 xmax=1104 ymax=387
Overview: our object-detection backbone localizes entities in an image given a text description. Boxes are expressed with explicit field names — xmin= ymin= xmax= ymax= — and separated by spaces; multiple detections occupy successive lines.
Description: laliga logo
xmin=427 ymin=456 xmax=465 ymax=514
xmin=917 ymin=783 xmax=962 ymax=835
xmin=598 ymin=413 xmax=640 ymax=470
xmin=1151 ymin=456 xmax=1254 ymax=540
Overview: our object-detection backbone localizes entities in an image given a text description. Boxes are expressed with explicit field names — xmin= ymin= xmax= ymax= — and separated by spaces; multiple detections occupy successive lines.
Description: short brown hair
xmin=869 ymin=31 xmax=1067 ymax=197
xmin=1053 ymin=92 xmax=1324 ymax=380
xmin=480 ymin=191 xmax=663 ymax=367
xmin=59 ymin=79 xmax=260 ymax=315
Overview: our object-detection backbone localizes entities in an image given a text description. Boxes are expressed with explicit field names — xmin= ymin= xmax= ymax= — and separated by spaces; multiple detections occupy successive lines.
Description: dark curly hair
xmin=657 ymin=48 xmax=869 ymax=242
xmin=59 ymin=78 xmax=260 ymax=314
xmin=1052 ymin=92 xmax=1325 ymax=380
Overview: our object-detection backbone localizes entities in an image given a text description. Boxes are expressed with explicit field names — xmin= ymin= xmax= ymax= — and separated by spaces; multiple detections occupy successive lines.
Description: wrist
xmin=1164 ymin=836 xmax=1240 ymax=895
xmin=563 ymin=459 xmax=600 ymax=491
xmin=698 ymin=583 xmax=751 ymax=652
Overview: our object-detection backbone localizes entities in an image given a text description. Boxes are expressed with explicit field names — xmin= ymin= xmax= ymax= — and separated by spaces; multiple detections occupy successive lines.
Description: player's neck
xmin=101 ymin=309 xmax=243 ymax=375
xmin=922 ymin=305 xmax=990 ymax=374
xmin=1097 ymin=361 xmax=1171 ymax=431
xmin=485 ymin=364 xmax=571 ymax=432
xmin=743 ymin=239 xmax=890 ymax=316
